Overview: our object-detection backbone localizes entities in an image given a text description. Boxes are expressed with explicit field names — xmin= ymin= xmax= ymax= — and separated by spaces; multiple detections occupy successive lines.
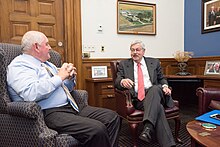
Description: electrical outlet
xmin=90 ymin=45 xmax=95 ymax=52
xmin=83 ymin=45 xmax=95 ymax=52
xmin=101 ymin=46 xmax=105 ymax=52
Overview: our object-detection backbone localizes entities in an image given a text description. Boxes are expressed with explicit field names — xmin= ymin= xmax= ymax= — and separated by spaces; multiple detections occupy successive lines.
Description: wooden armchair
xmin=196 ymin=87 xmax=220 ymax=115
xmin=110 ymin=60 xmax=181 ymax=147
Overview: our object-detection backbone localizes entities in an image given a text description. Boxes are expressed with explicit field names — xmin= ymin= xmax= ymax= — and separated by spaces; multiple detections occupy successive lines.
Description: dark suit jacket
xmin=114 ymin=57 xmax=174 ymax=108
xmin=209 ymin=11 xmax=216 ymax=26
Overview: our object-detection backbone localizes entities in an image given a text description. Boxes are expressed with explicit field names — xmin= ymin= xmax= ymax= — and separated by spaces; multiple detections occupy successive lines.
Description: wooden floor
xmin=118 ymin=104 xmax=198 ymax=147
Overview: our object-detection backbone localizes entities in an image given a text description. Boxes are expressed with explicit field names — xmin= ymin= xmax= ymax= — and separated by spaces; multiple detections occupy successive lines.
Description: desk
xmin=166 ymin=75 xmax=220 ymax=88
xmin=166 ymin=75 xmax=201 ymax=82
xmin=186 ymin=120 xmax=220 ymax=147
xmin=165 ymin=75 xmax=220 ymax=107
xmin=166 ymin=75 xmax=203 ymax=106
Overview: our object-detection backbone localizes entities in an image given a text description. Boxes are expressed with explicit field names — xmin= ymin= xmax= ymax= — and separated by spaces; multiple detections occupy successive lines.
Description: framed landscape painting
xmin=117 ymin=0 xmax=156 ymax=35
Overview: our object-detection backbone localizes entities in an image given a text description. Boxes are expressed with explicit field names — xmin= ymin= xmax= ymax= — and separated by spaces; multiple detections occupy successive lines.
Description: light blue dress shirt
xmin=7 ymin=54 xmax=75 ymax=110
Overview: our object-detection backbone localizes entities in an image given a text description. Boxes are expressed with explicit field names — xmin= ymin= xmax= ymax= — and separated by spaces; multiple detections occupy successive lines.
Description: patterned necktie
xmin=137 ymin=63 xmax=145 ymax=101
xmin=42 ymin=63 xmax=79 ymax=112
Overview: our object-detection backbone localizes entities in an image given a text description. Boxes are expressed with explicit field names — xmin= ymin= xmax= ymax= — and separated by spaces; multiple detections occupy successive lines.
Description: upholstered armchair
xmin=110 ymin=60 xmax=181 ymax=147
xmin=0 ymin=43 xmax=88 ymax=146
xmin=196 ymin=87 xmax=220 ymax=115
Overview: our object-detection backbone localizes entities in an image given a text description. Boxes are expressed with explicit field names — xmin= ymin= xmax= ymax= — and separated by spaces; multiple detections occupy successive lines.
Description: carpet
xmin=118 ymin=105 xmax=197 ymax=147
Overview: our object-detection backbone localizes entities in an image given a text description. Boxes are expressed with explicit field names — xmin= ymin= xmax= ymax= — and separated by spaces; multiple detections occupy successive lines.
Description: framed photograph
xmin=117 ymin=0 xmax=156 ymax=35
xmin=91 ymin=66 xmax=108 ymax=78
xmin=202 ymin=0 xmax=220 ymax=33
xmin=204 ymin=61 xmax=220 ymax=75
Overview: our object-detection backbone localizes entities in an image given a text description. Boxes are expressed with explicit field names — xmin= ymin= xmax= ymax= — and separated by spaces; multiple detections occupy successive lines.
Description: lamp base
xmin=176 ymin=72 xmax=191 ymax=76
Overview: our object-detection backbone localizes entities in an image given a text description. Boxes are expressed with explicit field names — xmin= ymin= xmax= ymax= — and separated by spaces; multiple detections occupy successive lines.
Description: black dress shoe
xmin=139 ymin=127 xmax=152 ymax=143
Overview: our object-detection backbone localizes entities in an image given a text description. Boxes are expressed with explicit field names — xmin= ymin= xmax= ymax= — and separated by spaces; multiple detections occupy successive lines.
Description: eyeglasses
xmin=130 ymin=48 xmax=143 ymax=52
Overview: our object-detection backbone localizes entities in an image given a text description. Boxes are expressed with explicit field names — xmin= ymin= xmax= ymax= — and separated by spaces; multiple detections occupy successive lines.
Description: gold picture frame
xmin=117 ymin=0 xmax=156 ymax=35
xmin=204 ymin=61 xmax=220 ymax=75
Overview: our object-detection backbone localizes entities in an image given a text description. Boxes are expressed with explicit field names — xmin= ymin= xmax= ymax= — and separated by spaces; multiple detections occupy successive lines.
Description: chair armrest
xmin=196 ymin=87 xmax=220 ymax=115
xmin=115 ymin=89 xmax=135 ymax=117
xmin=173 ymin=100 xmax=179 ymax=107
xmin=55 ymin=134 xmax=79 ymax=146
xmin=39 ymin=129 xmax=78 ymax=146
xmin=71 ymin=90 xmax=88 ymax=111
xmin=7 ymin=101 xmax=43 ymax=119
xmin=39 ymin=129 xmax=58 ymax=146
xmin=7 ymin=90 xmax=88 ymax=119
xmin=7 ymin=90 xmax=89 ymax=118
xmin=6 ymin=101 xmax=78 ymax=146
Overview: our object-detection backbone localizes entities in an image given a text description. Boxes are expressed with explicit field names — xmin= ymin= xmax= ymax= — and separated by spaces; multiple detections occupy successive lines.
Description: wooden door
xmin=0 ymin=0 xmax=65 ymax=60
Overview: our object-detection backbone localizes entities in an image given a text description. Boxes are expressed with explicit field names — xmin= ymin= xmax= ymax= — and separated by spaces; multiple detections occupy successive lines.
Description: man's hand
xmin=57 ymin=63 xmax=77 ymax=80
xmin=163 ymin=86 xmax=171 ymax=95
xmin=67 ymin=63 xmax=77 ymax=78
xmin=120 ymin=78 xmax=134 ymax=89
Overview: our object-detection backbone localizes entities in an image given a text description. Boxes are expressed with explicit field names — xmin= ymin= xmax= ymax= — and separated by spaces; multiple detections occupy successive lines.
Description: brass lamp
xmin=173 ymin=50 xmax=194 ymax=76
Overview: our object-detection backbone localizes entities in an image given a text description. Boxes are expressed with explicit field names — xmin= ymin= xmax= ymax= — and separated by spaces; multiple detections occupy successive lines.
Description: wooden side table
xmin=85 ymin=78 xmax=116 ymax=111
xmin=186 ymin=120 xmax=220 ymax=147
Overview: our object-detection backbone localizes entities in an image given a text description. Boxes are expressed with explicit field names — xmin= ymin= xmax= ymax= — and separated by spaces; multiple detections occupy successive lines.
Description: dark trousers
xmin=43 ymin=104 xmax=121 ymax=147
xmin=133 ymin=85 xmax=175 ymax=147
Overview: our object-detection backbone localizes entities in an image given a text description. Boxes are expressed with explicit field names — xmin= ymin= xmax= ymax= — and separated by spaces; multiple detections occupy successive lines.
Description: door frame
xmin=64 ymin=0 xmax=82 ymax=89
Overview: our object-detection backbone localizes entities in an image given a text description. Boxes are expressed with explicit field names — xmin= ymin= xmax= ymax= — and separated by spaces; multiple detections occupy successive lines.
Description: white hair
xmin=21 ymin=31 xmax=46 ymax=52
xmin=130 ymin=40 xmax=146 ymax=50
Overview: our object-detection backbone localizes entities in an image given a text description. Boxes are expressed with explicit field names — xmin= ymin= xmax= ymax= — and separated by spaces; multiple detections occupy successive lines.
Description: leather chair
xmin=110 ymin=60 xmax=181 ymax=147
xmin=0 ymin=43 xmax=88 ymax=146
xmin=196 ymin=87 xmax=220 ymax=115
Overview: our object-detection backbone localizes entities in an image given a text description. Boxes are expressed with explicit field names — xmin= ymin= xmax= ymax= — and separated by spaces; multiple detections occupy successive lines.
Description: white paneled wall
xmin=81 ymin=0 xmax=184 ymax=58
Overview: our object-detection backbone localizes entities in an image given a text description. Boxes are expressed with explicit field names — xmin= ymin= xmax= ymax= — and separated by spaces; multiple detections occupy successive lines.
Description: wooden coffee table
xmin=186 ymin=120 xmax=220 ymax=147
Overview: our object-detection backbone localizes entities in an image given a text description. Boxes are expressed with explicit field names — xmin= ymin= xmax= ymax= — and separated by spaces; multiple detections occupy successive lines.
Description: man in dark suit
xmin=114 ymin=40 xmax=176 ymax=147
xmin=209 ymin=5 xmax=216 ymax=26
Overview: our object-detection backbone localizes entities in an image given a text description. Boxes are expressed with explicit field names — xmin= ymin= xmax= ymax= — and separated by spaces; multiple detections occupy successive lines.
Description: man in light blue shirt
xmin=7 ymin=31 xmax=120 ymax=147
xmin=7 ymin=53 xmax=74 ymax=110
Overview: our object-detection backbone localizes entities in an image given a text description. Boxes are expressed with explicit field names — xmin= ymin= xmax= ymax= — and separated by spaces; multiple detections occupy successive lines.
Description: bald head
xmin=21 ymin=31 xmax=47 ymax=52
xmin=20 ymin=31 xmax=51 ymax=62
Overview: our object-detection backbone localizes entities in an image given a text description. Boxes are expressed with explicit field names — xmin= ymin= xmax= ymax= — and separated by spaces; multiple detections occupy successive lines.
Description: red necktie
xmin=137 ymin=63 xmax=145 ymax=101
